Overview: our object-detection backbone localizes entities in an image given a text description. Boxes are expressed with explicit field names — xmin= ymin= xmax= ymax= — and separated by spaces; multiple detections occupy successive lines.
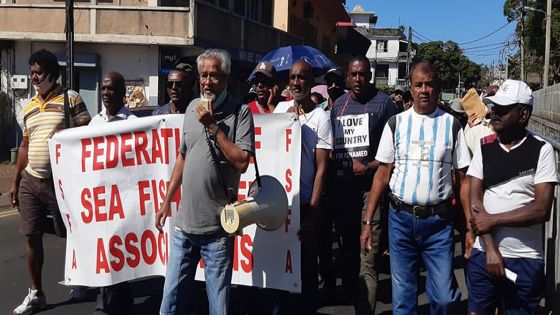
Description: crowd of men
xmin=9 ymin=48 xmax=558 ymax=315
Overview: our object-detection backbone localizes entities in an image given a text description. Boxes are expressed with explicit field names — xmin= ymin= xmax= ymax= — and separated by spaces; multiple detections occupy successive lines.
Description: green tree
xmin=414 ymin=41 xmax=482 ymax=89
xmin=503 ymin=0 xmax=560 ymax=85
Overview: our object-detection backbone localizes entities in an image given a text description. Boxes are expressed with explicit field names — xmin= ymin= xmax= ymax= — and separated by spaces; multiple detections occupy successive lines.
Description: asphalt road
xmin=0 ymin=204 xmax=470 ymax=315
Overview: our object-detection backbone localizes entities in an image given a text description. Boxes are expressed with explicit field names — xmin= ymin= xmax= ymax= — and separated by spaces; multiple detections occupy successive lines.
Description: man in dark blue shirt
xmin=330 ymin=55 xmax=397 ymax=314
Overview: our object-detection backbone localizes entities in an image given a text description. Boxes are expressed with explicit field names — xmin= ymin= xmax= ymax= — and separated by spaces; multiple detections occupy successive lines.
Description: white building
xmin=349 ymin=4 xmax=413 ymax=87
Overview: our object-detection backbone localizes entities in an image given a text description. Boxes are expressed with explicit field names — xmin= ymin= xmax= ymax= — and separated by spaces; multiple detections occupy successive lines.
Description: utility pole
xmin=406 ymin=26 xmax=412 ymax=81
xmin=544 ymin=0 xmax=552 ymax=87
xmin=506 ymin=42 xmax=510 ymax=80
xmin=65 ymin=0 xmax=75 ymax=90
xmin=520 ymin=1 xmax=525 ymax=82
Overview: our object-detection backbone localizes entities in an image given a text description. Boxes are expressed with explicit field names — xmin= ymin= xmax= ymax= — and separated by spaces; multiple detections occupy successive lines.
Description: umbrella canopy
xmin=248 ymin=45 xmax=337 ymax=82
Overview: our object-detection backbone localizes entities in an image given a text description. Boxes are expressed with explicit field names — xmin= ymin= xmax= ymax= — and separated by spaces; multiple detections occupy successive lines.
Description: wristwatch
xmin=362 ymin=220 xmax=375 ymax=226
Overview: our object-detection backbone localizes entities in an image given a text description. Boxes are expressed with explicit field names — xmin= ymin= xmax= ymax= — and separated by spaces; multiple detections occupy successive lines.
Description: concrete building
xmin=0 ymin=0 xmax=304 ymax=156
xmin=348 ymin=4 xmax=413 ymax=87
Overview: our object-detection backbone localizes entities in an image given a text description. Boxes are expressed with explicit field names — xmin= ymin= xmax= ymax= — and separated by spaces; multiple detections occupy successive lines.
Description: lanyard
xmin=339 ymin=93 xmax=368 ymax=116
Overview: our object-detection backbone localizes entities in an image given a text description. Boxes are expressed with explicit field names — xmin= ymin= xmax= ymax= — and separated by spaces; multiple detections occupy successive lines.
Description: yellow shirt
xmin=22 ymin=85 xmax=91 ymax=178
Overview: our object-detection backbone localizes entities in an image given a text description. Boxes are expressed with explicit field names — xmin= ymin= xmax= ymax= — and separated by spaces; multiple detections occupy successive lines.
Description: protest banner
xmin=48 ymin=113 xmax=302 ymax=292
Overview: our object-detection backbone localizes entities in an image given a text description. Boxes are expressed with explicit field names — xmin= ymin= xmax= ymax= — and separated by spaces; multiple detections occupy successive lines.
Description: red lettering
xmin=141 ymin=230 xmax=157 ymax=265
xmin=109 ymin=235 xmax=125 ymax=272
xmin=173 ymin=128 xmax=181 ymax=157
xmin=151 ymin=180 xmax=160 ymax=213
xmin=72 ymin=249 xmax=77 ymax=269
xmin=285 ymin=169 xmax=293 ymax=193
xmin=151 ymin=129 xmax=163 ymax=163
xmin=66 ymin=213 xmax=72 ymax=233
xmin=240 ymin=234 xmax=253 ymax=273
xmin=285 ymin=209 xmax=292 ymax=233
xmin=238 ymin=181 xmax=247 ymax=201
xmin=125 ymin=233 xmax=140 ymax=268
xmin=121 ymin=133 xmax=134 ymax=167
xmin=134 ymin=131 xmax=151 ymax=165
xmin=106 ymin=135 xmax=119 ymax=169
xmin=92 ymin=136 xmax=104 ymax=171
xmin=96 ymin=238 xmax=110 ymax=274
xmin=161 ymin=128 xmax=173 ymax=164
xmin=158 ymin=180 xmax=166 ymax=209
xmin=158 ymin=232 xmax=167 ymax=265
xmin=108 ymin=185 xmax=124 ymax=220
xmin=55 ymin=143 xmax=61 ymax=164
xmin=58 ymin=179 xmax=64 ymax=200
xmin=93 ymin=186 xmax=107 ymax=222
xmin=254 ymin=127 xmax=261 ymax=150
xmin=285 ymin=250 xmax=292 ymax=273
xmin=81 ymin=188 xmax=93 ymax=224
xmin=285 ymin=129 xmax=292 ymax=152
xmin=168 ymin=181 xmax=181 ymax=213
xmin=138 ymin=180 xmax=150 ymax=216
xmin=81 ymin=138 xmax=92 ymax=172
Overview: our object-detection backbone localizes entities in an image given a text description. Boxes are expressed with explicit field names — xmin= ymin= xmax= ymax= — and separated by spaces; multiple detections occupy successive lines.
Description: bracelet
xmin=362 ymin=220 xmax=375 ymax=226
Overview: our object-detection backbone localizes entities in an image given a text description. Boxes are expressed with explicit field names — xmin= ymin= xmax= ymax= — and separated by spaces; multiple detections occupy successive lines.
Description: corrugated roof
xmin=355 ymin=27 xmax=404 ymax=39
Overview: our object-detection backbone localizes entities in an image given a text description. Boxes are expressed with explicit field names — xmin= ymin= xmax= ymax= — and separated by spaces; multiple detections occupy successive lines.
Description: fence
xmin=530 ymin=83 xmax=560 ymax=314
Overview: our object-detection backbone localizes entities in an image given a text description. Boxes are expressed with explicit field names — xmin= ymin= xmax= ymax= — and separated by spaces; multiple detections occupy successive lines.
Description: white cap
xmin=485 ymin=79 xmax=533 ymax=106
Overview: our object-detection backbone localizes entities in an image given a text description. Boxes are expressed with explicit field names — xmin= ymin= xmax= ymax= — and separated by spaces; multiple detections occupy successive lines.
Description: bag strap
xmin=206 ymin=103 xmax=261 ymax=203
xmin=64 ymin=88 xmax=70 ymax=129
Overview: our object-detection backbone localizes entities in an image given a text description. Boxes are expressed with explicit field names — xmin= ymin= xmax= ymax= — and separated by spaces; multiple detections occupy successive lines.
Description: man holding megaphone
xmin=155 ymin=49 xmax=255 ymax=315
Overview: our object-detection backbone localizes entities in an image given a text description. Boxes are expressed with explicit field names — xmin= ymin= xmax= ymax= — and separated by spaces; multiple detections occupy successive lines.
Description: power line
xmin=412 ymin=30 xmax=434 ymax=42
xmin=461 ymin=42 xmax=508 ymax=51
xmin=458 ymin=21 xmax=513 ymax=45
xmin=467 ymin=51 xmax=502 ymax=57
xmin=463 ymin=46 xmax=504 ymax=54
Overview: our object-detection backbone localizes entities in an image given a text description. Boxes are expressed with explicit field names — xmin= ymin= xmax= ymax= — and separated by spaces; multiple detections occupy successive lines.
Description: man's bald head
xmin=101 ymin=71 xmax=126 ymax=115
xmin=289 ymin=60 xmax=315 ymax=101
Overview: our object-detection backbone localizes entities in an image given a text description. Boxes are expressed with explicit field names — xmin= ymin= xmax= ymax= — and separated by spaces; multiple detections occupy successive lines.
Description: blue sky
xmin=345 ymin=1 xmax=518 ymax=66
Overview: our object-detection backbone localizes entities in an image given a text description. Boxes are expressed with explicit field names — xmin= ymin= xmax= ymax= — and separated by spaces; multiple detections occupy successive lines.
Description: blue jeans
xmin=388 ymin=204 xmax=461 ymax=315
xmin=160 ymin=229 xmax=233 ymax=315
xmin=467 ymin=249 xmax=545 ymax=315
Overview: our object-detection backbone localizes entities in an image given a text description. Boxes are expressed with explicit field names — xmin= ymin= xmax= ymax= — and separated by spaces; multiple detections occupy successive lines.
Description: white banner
xmin=48 ymin=113 xmax=302 ymax=292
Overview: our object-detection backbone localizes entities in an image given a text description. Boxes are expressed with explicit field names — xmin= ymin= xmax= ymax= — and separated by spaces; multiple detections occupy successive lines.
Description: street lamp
xmin=524 ymin=4 xmax=551 ymax=87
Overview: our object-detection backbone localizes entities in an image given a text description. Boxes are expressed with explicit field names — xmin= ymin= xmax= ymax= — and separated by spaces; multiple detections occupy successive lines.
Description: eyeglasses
xmin=166 ymin=80 xmax=185 ymax=89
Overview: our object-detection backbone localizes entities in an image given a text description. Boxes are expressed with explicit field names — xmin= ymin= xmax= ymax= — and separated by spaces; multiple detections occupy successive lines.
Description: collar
xmin=98 ymin=105 xmax=133 ymax=122
xmin=32 ymin=84 xmax=62 ymax=105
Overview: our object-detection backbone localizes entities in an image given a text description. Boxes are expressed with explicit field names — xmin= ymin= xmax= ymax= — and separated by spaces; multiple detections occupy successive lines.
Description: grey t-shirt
xmin=175 ymin=94 xmax=255 ymax=234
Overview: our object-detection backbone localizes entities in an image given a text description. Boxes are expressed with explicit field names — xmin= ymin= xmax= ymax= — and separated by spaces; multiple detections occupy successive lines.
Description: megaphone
xmin=220 ymin=175 xmax=289 ymax=234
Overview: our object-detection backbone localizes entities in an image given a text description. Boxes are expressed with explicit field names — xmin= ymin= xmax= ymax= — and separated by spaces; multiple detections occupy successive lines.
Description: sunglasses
xmin=166 ymin=80 xmax=185 ymax=89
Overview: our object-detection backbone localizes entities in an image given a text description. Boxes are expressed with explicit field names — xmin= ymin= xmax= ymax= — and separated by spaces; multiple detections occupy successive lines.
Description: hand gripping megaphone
xmin=220 ymin=175 xmax=289 ymax=234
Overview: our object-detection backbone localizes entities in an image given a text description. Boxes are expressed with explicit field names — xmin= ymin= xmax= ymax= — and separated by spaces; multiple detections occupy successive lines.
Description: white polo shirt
xmin=376 ymin=107 xmax=471 ymax=206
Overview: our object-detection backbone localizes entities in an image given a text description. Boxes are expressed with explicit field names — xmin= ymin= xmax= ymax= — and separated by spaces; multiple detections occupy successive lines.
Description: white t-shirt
xmin=376 ymin=107 xmax=471 ymax=205
xmin=467 ymin=133 xmax=559 ymax=259
xmin=89 ymin=106 xmax=137 ymax=125
xmin=274 ymin=100 xmax=333 ymax=203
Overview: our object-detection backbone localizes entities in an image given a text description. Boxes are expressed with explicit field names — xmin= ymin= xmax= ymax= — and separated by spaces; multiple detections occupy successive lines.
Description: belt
xmin=388 ymin=194 xmax=450 ymax=219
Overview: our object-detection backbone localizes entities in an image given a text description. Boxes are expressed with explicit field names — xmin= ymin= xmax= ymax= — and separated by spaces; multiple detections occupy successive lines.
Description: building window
xmin=234 ymin=0 xmax=246 ymax=15
xmin=289 ymin=14 xmax=317 ymax=47
xmin=376 ymin=64 xmax=389 ymax=78
xmin=159 ymin=0 xmax=189 ymax=6
xmin=217 ymin=0 xmax=229 ymax=9
xmin=377 ymin=40 xmax=388 ymax=53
